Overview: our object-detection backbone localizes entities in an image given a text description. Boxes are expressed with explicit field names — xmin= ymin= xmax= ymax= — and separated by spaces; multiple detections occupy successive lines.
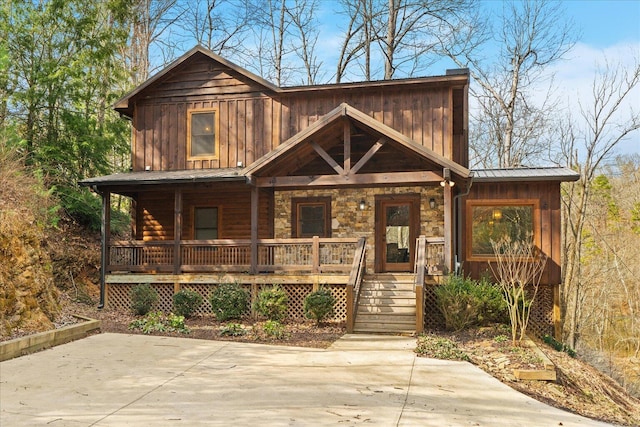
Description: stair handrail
xmin=414 ymin=235 xmax=427 ymax=333
xmin=346 ymin=237 xmax=367 ymax=333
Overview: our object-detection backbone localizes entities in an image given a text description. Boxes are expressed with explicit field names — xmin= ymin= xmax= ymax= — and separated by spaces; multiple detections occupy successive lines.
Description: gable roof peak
xmin=113 ymin=45 xmax=281 ymax=117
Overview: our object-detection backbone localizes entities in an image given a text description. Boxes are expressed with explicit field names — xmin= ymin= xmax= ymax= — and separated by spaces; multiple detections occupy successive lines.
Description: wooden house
xmin=81 ymin=46 xmax=578 ymax=336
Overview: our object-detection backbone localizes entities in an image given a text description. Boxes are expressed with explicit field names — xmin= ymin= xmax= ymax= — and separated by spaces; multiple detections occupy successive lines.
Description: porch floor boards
xmin=353 ymin=273 xmax=417 ymax=334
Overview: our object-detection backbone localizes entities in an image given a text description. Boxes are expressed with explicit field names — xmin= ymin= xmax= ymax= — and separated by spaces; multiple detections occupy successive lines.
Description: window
xmin=194 ymin=207 xmax=219 ymax=239
xmin=187 ymin=109 xmax=218 ymax=159
xmin=467 ymin=200 xmax=538 ymax=259
xmin=292 ymin=197 xmax=331 ymax=238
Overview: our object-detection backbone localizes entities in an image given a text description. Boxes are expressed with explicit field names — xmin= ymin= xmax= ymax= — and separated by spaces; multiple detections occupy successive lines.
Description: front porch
xmin=103 ymin=236 xmax=448 ymax=333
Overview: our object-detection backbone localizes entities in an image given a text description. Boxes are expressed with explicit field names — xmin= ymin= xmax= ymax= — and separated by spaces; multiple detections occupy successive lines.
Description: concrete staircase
xmin=353 ymin=273 xmax=417 ymax=334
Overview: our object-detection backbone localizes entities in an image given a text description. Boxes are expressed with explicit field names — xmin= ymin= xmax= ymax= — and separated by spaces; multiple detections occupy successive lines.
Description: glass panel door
xmin=380 ymin=201 xmax=415 ymax=272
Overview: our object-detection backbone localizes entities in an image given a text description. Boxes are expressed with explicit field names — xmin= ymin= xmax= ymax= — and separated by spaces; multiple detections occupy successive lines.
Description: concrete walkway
xmin=0 ymin=333 xmax=611 ymax=426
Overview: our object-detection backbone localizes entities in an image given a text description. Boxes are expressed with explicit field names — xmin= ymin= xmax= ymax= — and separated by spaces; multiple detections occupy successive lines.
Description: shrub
xmin=543 ymin=335 xmax=576 ymax=357
xmin=130 ymin=283 xmax=158 ymax=315
xmin=303 ymin=287 xmax=336 ymax=325
xmin=209 ymin=282 xmax=249 ymax=321
xmin=128 ymin=311 xmax=189 ymax=334
xmin=172 ymin=289 xmax=203 ymax=318
xmin=263 ymin=320 xmax=287 ymax=339
xmin=435 ymin=274 xmax=507 ymax=331
xmin=253 ymin=285 xmax=288 ymax=321
xmin=219 ymin=322 xmax=247 ymax=337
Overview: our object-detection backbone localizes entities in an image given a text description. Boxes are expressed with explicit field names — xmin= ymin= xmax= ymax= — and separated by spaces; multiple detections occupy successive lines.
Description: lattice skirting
xmin=106 ymin=282 xmax=347 ymax=322
xmin=422 ymin=284 xmax=557 ymax=338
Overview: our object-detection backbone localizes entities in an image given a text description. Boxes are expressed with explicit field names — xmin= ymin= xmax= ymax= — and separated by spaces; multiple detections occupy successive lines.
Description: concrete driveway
xmin=0 ymin=333 xmax=610 ymax=426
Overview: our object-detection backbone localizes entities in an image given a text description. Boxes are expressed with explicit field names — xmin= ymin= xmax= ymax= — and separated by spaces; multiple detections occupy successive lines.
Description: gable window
xmin=194 ymin=207 xmax=219 ymax=239
xmin=187 ymin=109 xmax=218 ymax=159
xmin=467 ymin=200 xmax=539 ymax=259
xmin=292 ymin=197 xmax=331 ymax=238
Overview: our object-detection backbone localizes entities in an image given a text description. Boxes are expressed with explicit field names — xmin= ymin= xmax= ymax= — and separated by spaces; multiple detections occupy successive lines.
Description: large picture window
xmin=292 ymin=197 xmax=331 ymax=238
xmin=467 ymin=200 xmax=538 ymax=259
xmin=187 ymin=109 xmax=218 ymax=159
xmin=194 ymin=207 xmax=219 ymax=239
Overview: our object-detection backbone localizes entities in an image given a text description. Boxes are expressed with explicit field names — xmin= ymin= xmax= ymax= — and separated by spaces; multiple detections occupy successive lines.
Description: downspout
xmin=453 ymin=173 xmax=473 ymax=275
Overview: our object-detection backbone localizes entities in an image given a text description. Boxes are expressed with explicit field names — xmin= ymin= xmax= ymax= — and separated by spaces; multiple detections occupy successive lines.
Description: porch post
xmin=250 ymin=186 xmax=259 ymax=274
xmin=443 ymin=184 xmax=453 ymax=273
xmin=173 ymin=188 xmax=182 ymax=275
xmin=99 ymin=189 xmax=110 ymax=309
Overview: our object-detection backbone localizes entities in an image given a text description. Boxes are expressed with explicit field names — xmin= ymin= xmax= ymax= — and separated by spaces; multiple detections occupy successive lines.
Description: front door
xmin=375 ymin=195 xmax=420 ymax=272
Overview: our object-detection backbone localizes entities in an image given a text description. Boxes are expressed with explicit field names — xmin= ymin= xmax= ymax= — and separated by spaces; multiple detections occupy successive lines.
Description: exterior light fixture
xmin=492 ymin=209 xmax=502 ymax=221
xmin=429 ymin=198 xmax=436 ymax=209
xmin=440 ymin=167 xmax=455 ymax=187
xmin=359 ymin=200 xmax=366 ymax=211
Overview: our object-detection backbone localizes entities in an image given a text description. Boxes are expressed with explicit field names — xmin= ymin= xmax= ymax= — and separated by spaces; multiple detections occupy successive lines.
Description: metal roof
xmin=471 ymin=167 xmax=580 ymax=182
xmin=79 ymin=168 xmax=245 ymax=187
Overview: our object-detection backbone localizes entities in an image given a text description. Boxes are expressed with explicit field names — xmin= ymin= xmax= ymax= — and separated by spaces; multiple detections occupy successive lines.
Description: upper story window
xmin=194 ymin=207 xmax=219 ymax=239
xmin=466 ymin=200 xmax=539 ymax=260
xmin=292 ymin=197 xmax=331 ymax=238
xmin=187 ymin=109 xmax=218 ymax=159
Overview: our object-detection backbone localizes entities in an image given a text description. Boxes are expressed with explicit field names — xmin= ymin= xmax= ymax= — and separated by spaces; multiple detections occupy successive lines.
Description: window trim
xmin=192 ymin=206 xmax=221 ymax=240
xmin=291 ymin=197 xmax=332 ymax=238
xmin=466 ymin=199 xmax=540 ymax=261
xmin=187 ymin=108 xmax=219 ymax=161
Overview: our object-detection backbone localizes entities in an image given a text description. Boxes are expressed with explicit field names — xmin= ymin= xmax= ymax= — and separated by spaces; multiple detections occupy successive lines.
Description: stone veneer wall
xmin=274 ymin=186 xmax=444 ymax=270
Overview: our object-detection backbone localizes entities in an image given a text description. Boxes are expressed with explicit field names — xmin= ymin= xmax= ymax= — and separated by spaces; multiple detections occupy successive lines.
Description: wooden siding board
xmin=130 ymin=70 xmax=464 ymax=172
xmin=245 ymin=100 xmax=255 ymax=164
xmin=237 ymin=99 xmax=246 ymax=166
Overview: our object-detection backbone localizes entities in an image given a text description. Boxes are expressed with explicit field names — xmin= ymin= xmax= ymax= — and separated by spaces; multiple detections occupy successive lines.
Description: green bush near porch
xmin=172 ymin=289 xmax=203 ymax=318
xmin=435 ymin=275 xmax=507 ymax=331
xmin=253 ymin=285 xmax=288 ymax=321
xmin=130 ymin=283 xmax=158 ymax=315
xmin=303 ymin=287 xmax=336 ymax=325
xmin=209 ymin=282 xmax=250 ymax=321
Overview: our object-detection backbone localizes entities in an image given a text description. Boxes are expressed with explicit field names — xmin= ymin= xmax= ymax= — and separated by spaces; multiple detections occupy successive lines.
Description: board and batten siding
xmin=131 ymin=54 xmax=466 ymax=172
xmin=461 ymin=181 xmax=562 ymax=286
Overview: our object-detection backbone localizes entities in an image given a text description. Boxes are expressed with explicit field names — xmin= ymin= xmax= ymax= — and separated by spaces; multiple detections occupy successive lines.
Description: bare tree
xmin=286 ymin=0 xmax=322 ymax=84
xmin=558 ymin=57 xmax=640 ymax=350
xmin=247 ymin=0 xmax=321 ymax=86
xmin=490 ymin=239 xmax=547 ymax=346
xmin=336 ymin=0 xmax=475 ymax=82
xmin=176 ymin=0 xmax=252 ymax=57
xmin=445 ymin=0 xmax=574 ymax=168
xmin=126 ymin=0 xmax=181 ymax=85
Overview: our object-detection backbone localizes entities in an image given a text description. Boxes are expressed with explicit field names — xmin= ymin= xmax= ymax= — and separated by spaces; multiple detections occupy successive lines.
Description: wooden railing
xmin=346 ymin=237 xmax=367 ymax=333
xmin=414 ymin=236 xmax=428 ymax=334
xmin=108 ymin=237 xmax=360 ymax=274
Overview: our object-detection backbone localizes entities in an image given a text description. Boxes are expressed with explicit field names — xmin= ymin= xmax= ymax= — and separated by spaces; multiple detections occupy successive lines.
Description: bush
xmin=128 ymin=311 xmax=189 ymax=334
xmin=172 ymin=289 xmax=203 ymax=318
xmin=253 ymin=285 xmax=288 ymax=321
xmin=130 ymin=283 xmax=158 ymax=315
xmin=263 ymin=320 xmax=287 ymax=339
xmin=303 ymin=287 xmax=336 ymax=325
xmin=219 ymin=322 xmax=247 ymax=337
xmin=209 ymin=282 xmax=249 ymax=321
xmin=435 ymin=274 xmax=507 ymax=331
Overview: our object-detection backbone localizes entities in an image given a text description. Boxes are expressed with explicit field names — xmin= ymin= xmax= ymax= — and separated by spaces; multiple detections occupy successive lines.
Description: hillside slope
xmin=0 ymin=149 xmax=59 ymax=337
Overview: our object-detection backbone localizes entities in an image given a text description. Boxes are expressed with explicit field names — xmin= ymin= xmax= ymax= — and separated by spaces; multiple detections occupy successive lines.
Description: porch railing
xmin=108 ymin=237 xmax=360 ymax=274
xmin=414 ymin=235 xmax=446 ymax=334
xmin=346 ymin=237 xmax=367 ymax=333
